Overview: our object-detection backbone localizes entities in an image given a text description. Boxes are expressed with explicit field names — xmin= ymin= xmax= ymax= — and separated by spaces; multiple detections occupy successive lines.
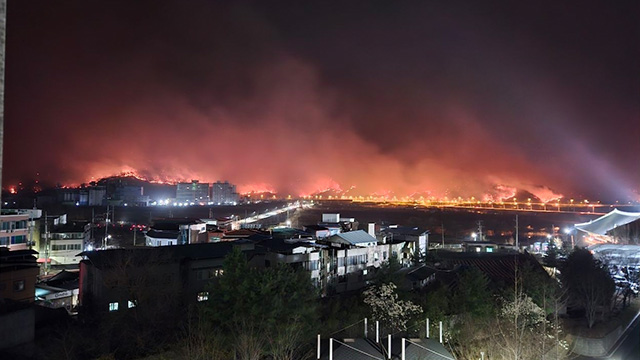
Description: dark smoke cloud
xmin=4 ymin=1 xmax=639 ymax=201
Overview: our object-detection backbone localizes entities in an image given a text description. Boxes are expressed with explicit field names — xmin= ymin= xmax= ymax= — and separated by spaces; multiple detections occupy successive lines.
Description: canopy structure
xmin=589 ymin=244 xmax=640 ymax=266
xmin=575 ymin=209 xmax=640 ymax=244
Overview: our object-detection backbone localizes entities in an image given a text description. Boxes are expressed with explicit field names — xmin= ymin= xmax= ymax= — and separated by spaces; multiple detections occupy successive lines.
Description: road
xmin=231 ymin=201 xmax=304 ymax=229
xmin=574 ymin=314 xmax=640 ymax=360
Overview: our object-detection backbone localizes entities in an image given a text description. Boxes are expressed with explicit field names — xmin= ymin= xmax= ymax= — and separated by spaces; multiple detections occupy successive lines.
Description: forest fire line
xmin=85 ymin=170 xmax=567 ymax=202
xmin=6 ymin=169 xmax=607 ymax=205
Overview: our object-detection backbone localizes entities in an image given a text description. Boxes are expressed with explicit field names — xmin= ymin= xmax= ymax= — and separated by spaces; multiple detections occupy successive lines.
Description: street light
xmin=564 ymin=228 xmax=575 ymax=249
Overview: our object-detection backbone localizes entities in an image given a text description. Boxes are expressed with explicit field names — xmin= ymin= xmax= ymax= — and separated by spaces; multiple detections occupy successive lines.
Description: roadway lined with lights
xmin=230 ymin=201 xmax=306 ymax=229
xmin=295 ymin=197 xmax=636 ymax=215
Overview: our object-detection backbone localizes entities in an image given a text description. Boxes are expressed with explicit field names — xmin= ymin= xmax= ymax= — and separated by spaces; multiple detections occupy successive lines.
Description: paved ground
xmin=573 ymin=314 xmax=640 ymax=360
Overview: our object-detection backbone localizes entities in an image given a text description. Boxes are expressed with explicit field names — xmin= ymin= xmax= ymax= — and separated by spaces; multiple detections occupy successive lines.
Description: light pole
xmin=564 ymin=228 xmax=574 ymax=249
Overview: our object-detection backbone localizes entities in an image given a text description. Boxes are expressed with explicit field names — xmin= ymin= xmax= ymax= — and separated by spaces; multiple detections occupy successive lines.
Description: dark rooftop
xmin=434 ymin=251 xmax=546 ymax=285
xmin=51 ymin=221 xmax=88 ymax=233
xmin=80 ymin=242 xmax=250 ymax=269
xmin=145 ymin=229 xmax=180 ymax=239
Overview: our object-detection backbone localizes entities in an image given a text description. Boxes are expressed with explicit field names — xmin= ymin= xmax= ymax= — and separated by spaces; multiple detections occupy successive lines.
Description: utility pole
xmin=104 ymin=204 xmax=109 ymax=248
xmin=441 ymin=222 xmax=445 ymax=248
xmin=0 ymin=0 xmax=6 ymax=211
xmin=476 ymin=220 xmax=483 ymax=241
xmin=91 ymin=207 xmax=95 ymax=244
xmin=515 ymin=214 xmax=519 ymax=251
xmin=27 ymin=214 xmax=32 ymax=249
xmin=43 ymin=211 xmax=49 ymax=274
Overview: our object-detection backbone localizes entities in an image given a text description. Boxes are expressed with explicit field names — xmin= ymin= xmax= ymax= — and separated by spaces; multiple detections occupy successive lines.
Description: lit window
xmin=109 ymin=302 xmax=119 ymax=311
xmin=486 ymin=247 xmax=493 ymax=253
xmin=197 ymin=292 xmax=209 ymax=302
xmin=128 ymin=300 xmax=137 ymax=308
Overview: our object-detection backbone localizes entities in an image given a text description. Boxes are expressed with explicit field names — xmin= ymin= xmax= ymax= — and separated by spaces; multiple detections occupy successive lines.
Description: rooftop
xmin=329 ymin=230 xmax=377 ymax=246
xmin=435 ymin=251 xmax=546 ymax=285
xmin=575 ymin=208 xmax=640 ymax=235
xmin=384 ymin=226 xmax=429 ymax=237
xmin=79 ymin=241 xmax=250 ymax=269
xmin=51 ymin=221 xmax=89 ymax=233
xmin=319 ymin=337 xmax=454 ymax=360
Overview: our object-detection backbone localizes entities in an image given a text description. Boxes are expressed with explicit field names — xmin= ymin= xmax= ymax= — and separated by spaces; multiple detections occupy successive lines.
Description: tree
xmin=447 ymin=267 xmax=495 ymax=359
xmin=451 ymin=267 xmax=494 ymax=319
xmin=543 ymin=244 xmax=559 ymax=268
xmin=321 ymin=292 xmax=370 ymax=338
xmin=491 ymin=262 xmax=569 ymax=360
xmin=372 ymin=253 xmax=403 ymax=286
xmin=491 ymin=292 xmax=565 ymax=360
xmin=520 ymin=261 xmax=560 ymax=315
xmin=363 ymin=282 xmax=423 ymax=333
xmin=559 ymin=248 xmax=615 ymax=328
xmin=206 ymin=247 xmax=319 ymax=359
xmin=422 ymin=285 xmax=450 ymax=321
xmin=450 ymin=264 xmax=570 ymax=360
xmin=180 ymin=305 xmax=226 ymax=360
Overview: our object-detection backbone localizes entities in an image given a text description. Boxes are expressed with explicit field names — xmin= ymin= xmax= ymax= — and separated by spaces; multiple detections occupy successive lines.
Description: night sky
xmin=4 ymin=1 xmax=639 ymax=201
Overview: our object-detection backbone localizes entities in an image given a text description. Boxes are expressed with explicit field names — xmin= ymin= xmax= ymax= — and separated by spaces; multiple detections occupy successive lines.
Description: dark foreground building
xmin=79 ymin=241 xmax=254 ymax=315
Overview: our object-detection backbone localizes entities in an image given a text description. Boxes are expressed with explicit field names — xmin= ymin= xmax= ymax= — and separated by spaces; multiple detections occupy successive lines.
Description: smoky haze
xmin=4 ymin=1 xmax=640 ymax=201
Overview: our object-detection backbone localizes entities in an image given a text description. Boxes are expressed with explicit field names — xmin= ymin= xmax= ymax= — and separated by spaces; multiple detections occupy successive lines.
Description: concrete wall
xmin=0 ymin=307 xmax=34 ymax=350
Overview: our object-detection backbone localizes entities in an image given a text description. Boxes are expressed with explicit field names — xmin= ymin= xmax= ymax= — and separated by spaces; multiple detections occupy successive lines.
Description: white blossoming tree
xmin=363 ymin=283 xmax=423 ymax=333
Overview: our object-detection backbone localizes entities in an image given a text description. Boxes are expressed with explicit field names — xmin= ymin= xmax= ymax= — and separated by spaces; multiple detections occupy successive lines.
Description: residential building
xmin=48 ymin=222 xmax=90 ymax=265
xmin=205 ymin=223 xmax=225 ymax=243
xmin=382 ymin=225 xmax=429 ymax=257
xmin=303 ymin=225 xmax=331 ymax=239
xmin=176 ymin=180 xmax=210 ymax=203
xmin=78 ymin=242 xmax=253 ymax=315
xmin=88 ymin=185 xmax=106 ymax=206
xmin=252 ymin=238 xmax=323 ymax=287
xmin=321 ymin=230 xmax=399 ymax=293
xmin=0 ymin=247 xmax=39 ymax=303
xmin=211 ymin=181 xmax=239 ymax=205
xmin=35 ymin=269 xmax=79 ymax=313
xmin=318 ymin=213 xmax=359 ymax=235
xmin=145 ymin=218 xmax=207 ymax=246
xmin=222 ymin=228 xmax=270 ymax=241
xmin=328 ymin=230 xmax=378 ymax=247
xmin=259 ymin=222 xmax=416 ymax=294
xmin=396 ymin=264 xmax=437 ymax=291
xmin=57 ymin=188 xmax=81 ymax=205
xmin=113 ymin=185 xmax=149 ymax=206
xmin=0 ymin=212 xmax=30 ymax=250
